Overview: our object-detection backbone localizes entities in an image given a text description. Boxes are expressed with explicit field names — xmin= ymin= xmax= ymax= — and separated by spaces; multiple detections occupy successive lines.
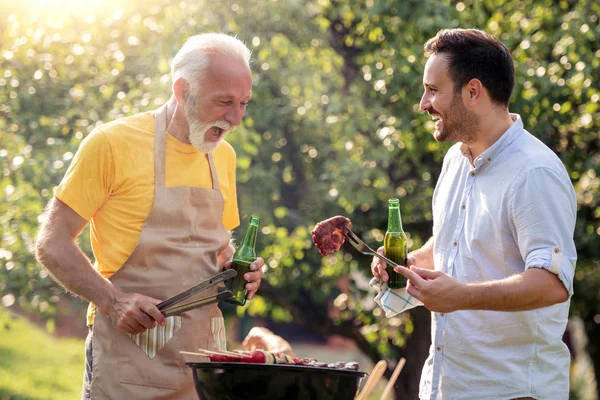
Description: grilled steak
xmin=311 ymin=216 xmax=351 ymax=256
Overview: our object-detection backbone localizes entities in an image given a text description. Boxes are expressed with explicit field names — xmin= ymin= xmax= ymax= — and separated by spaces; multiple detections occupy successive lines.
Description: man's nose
xmin=225 ymin=105 xmax=245 ymax=126
xmin=419 ymin=93 xmax=430 ymax=112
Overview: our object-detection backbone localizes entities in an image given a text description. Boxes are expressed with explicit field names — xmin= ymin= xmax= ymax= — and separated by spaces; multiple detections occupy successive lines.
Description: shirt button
xmin=470 ymin=171 xmax=476 ymax=176
xmin=486 ymin=157 xmax=492 ymax=162
xmin=461 ymin=204 xmax=466 ymax=209
xmin=440 ymin=313 xmax=445 ymax=317
xmin=436 ymin=346 xmax=441 ymax=352
xmin=453 ymin=242 xmax=457 ymax=247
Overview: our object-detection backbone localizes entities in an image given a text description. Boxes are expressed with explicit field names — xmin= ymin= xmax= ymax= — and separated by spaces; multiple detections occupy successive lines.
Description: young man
xmin=372 ymin=29 xmax=576 ymax=399
xmin=35 ymin=33 xmax=264 ymax=399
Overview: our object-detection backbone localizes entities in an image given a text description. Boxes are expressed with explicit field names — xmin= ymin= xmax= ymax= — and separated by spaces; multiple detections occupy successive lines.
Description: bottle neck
xmin=387 ymin=206 xmax=404 ymax=233
xmin=241 ymin=223 xmax=258 ymax=248
xmin=236 ymin=218 xmax=259 ymax=259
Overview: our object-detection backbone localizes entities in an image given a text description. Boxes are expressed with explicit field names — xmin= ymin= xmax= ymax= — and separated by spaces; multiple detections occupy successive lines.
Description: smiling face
xmin=419 ymin=53 xmax=478 ymax=144
xmin=184 ymin=52 xmax=253 ymax=153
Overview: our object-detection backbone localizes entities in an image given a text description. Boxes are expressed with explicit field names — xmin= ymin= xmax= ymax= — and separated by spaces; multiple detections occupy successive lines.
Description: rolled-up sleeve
xmin=509 ymin=166 xmax=577 ymax=296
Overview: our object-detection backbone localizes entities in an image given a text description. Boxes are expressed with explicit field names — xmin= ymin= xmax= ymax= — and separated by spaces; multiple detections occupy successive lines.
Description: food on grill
xmin=208 ymin=350 xmax=359 ymax=371
xmin=209 ymin=350 xmax=293 ymax=364
xmin=311 ymin=216 xmax=352 ymax=256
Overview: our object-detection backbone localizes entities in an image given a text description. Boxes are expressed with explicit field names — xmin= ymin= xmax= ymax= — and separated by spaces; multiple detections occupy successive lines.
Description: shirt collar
xmin=460 ymin=113 xmax=523 ymax=168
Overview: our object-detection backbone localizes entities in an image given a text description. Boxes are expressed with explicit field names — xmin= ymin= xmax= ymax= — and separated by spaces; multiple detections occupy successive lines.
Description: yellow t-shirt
xmin=55 ymin=112 xmax=239 ymax=325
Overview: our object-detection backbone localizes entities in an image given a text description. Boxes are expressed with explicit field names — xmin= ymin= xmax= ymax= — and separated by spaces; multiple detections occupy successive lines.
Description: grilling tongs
xmin=156 ymin=269 xmax=237 ymax=317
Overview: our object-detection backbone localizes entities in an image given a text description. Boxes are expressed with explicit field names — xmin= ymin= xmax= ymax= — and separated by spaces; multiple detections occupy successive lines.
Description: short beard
xmin=184 ymin=95 xmax=232 ymax=153
xmin=437 ymin=93 xmax=478 ymax=144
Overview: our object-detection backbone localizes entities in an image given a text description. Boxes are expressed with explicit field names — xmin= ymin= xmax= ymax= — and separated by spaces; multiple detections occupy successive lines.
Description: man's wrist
xmin=95 ymin=283 xmax=122 ymax=315
xmin=458 ymin=282 xmax=476 ymax=310
xmin=409 ymin=248 xmax=434 ymax=270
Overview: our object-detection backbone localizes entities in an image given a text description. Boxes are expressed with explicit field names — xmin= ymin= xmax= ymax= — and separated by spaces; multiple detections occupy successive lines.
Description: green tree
xmin=1 ymin=0 xmax=598 ymax=398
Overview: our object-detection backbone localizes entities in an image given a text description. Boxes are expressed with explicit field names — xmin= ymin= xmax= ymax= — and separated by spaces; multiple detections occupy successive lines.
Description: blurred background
xmin=0 ymin=0 xmax=598 ymax=398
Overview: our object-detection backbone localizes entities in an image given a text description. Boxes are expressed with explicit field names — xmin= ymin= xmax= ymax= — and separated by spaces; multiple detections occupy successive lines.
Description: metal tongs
xmin=345 ymin=230 xmax=400 ymax=268
xmin=157 ymin=269 xmax=237 ymax=317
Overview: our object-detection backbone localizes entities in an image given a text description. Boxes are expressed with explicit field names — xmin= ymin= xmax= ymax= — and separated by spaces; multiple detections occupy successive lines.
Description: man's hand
xmin=217 ymin=244 xmax=235 ymax=269
xmin=107 ymin=290 xmax=167 ymax=334
xmin=391 ymin=265 xmax=467 ymax=313
xmin=371 ymin=246 xmax=416 ymax=282
xmin=223 ymin=257 xmax=265 ymax=300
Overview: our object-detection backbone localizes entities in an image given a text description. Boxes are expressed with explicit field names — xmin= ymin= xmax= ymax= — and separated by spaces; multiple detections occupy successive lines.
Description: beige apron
xmin=89 ymin=105 xmax=231 ymax=399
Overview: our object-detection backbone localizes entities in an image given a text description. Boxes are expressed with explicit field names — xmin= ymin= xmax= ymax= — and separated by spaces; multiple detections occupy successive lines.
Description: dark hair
xmin=424 ymin=29 xmax=514 ymax=106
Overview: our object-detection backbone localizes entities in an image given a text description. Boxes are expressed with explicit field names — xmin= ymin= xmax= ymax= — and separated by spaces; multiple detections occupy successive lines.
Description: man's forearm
xmin=410 ymin=236 xmax=435 ymax=270
xmin=35 ymin=235 xmax=120 ymax=314
xmin=460 ymin=268 xmax=569 ymax=311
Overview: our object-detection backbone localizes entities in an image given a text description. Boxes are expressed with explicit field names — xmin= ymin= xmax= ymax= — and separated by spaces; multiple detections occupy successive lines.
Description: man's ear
xmin=173 ymin=78 xmax=189 ymax=105
xmin=465 ymin=78 xmax=484 ymax=106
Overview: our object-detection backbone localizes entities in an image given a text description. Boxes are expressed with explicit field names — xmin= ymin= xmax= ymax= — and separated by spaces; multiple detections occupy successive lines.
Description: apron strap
xmin=152 ymin=104 xmax=169 ymax=189
xmin=207 ymin=153 xmax=220 ymax=191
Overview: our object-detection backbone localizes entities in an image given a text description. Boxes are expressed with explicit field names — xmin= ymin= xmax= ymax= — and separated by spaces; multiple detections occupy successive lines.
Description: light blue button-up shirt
xmin=420 ymin=114 xmax=577 ymax=400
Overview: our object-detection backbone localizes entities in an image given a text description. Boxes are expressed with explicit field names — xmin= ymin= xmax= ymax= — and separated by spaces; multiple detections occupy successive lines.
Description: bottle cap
xmin=389 ymin=198 xmax=399 ymax=205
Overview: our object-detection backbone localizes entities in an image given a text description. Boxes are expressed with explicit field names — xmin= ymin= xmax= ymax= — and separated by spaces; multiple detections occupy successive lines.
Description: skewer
xmin=180 ymin=349 xmax=230 ymax=358
xmin=180 ymin=349 xmax=254 ymax=359
xmin=180 ymin=350 xmax=210 ymax=357
xmin=197 ymin=348 xmax=253 ymax=358
xmin=222 ymin=350 xmax=253 ymax=358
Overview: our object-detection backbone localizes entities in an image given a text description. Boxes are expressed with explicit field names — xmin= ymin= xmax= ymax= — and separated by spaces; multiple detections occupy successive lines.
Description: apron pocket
xmin=116 ymin=327 xmax=187 ymax=390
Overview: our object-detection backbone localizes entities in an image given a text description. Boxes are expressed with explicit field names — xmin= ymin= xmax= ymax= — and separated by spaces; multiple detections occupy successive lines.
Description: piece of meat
xmin=292 ymin=357 xmax=318 ymax=365
xmin=311 ymin=216 xmax=351 ymax=256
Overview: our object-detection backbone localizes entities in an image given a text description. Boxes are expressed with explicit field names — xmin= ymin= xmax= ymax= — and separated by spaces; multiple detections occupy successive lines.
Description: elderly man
xmin=35 ymin=33 xmax=264 ymax=399
xmin=372 ymin=29 xmax=576 ymax=399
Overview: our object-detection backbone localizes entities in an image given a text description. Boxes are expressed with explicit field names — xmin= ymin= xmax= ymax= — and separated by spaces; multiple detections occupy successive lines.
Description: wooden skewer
xmin=192 ymin=349 xmax=228 ymax=357
xmin=180 ymin=349 xmax=241 ymax=358
xmin=197 ymin=348 xmax=253 ymax=358
xmin=181 ymin=349 xmax=251 ymax=359
xmin=221 ymin=350 xmax=253 ymax=358
xmin=380 ymin=357 xmax=406 ymax=400
xmin=181 ymin=348 xmax=255 ymax=360
xmin=180 ymin=350 xmax=210 ymax=357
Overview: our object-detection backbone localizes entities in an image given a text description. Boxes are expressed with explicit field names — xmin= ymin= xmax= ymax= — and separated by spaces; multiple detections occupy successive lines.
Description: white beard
xmin=184 ymin=97 xmax=232 ymax=153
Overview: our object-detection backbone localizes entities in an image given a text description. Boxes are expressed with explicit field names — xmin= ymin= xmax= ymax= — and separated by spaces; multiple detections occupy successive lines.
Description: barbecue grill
xmin=188 ymin=361 xmax=367 ymax=400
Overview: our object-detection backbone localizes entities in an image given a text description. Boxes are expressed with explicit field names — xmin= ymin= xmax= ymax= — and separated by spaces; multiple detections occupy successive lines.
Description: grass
xmin=0 ymin=306 xmax=84 ymax=400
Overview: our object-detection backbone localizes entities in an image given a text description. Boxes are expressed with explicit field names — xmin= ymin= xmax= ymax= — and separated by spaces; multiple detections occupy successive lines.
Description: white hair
xmin=170 ymin=33 xmax=251 ymax=92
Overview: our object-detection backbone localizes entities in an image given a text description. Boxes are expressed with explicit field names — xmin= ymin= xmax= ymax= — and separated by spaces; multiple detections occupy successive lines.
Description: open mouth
xmin=209 ymin=127 xmax=225 ymax=141
xmin=430 ymin=114 xmax=442 ymax=130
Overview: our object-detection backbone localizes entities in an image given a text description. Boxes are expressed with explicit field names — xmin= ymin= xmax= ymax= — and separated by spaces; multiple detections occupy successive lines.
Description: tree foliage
xmin=1 ymin=0 xmax=598 ymax=397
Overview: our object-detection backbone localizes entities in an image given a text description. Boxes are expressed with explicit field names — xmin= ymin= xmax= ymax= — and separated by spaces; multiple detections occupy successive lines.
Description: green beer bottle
xmin=225 ymin=215 xmax=260 ymax=306
xmin=384 ymin=199 xmax=407 ymax=289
